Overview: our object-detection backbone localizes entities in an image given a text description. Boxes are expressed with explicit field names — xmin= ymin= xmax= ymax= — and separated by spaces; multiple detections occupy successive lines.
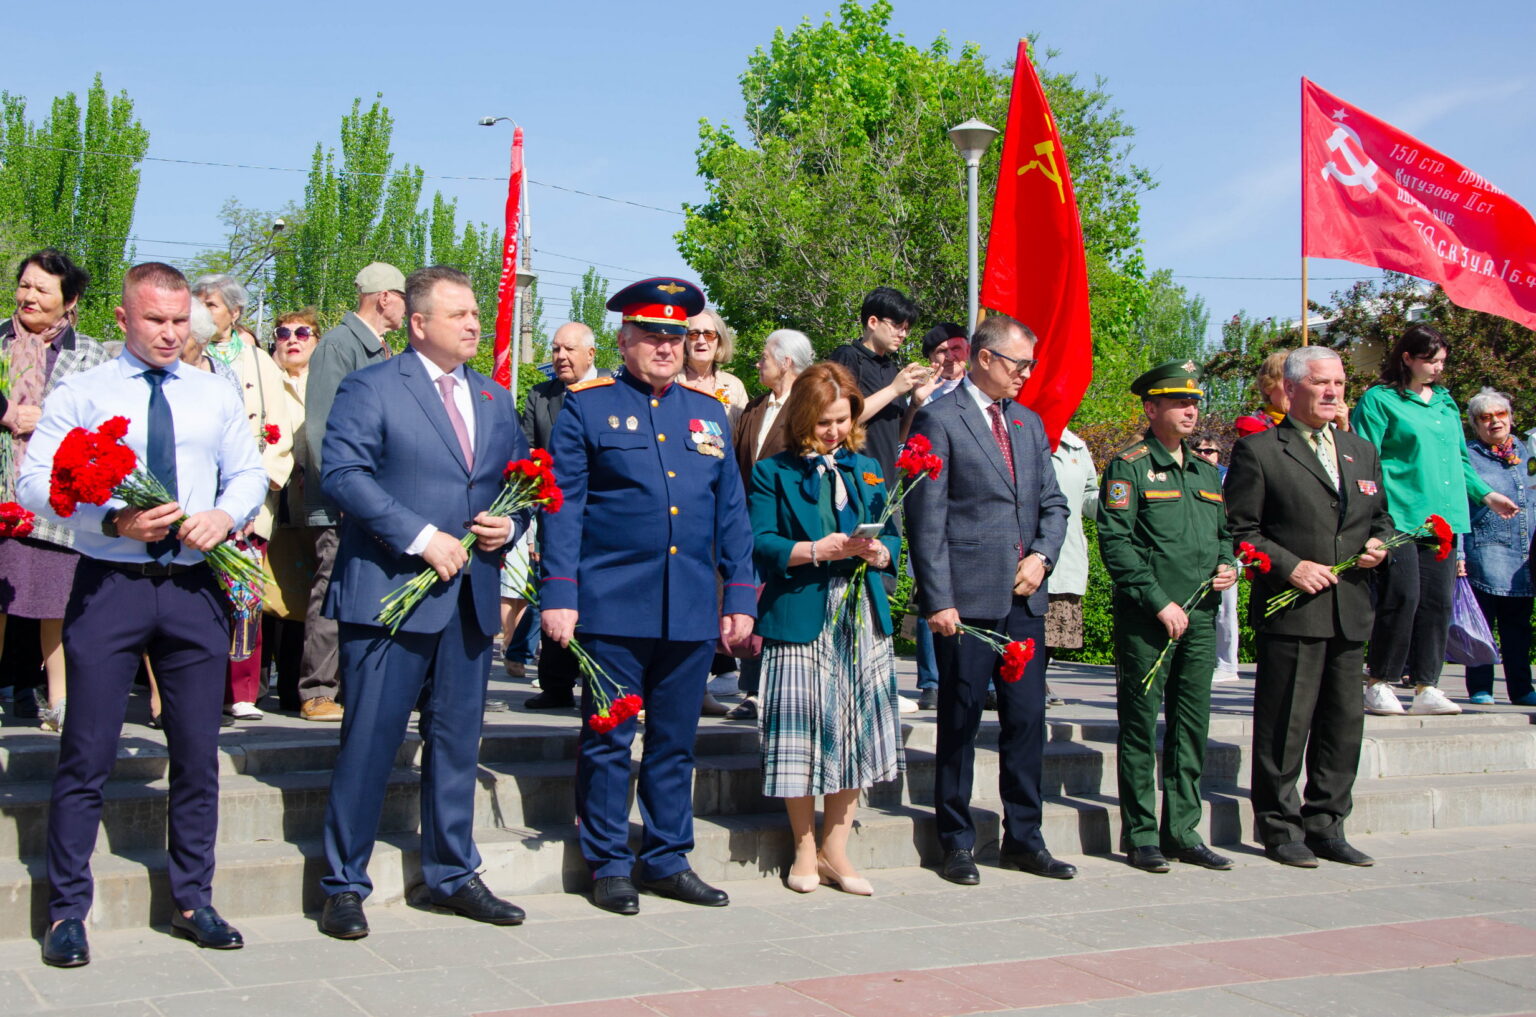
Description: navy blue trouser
xmin=49 ymin=558 xmax=229 ymax=920
xmin=933 ymin=598 xmax=1047 ymax=854
xmin=322 ymin=580 xmax=492 ymax=901
xmin=577 ymin=635 xmax=713 ymax=880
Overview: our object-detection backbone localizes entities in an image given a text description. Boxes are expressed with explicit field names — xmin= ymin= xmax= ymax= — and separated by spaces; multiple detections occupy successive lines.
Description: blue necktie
xmin=143 ymin=368 xmax=179 ymax=562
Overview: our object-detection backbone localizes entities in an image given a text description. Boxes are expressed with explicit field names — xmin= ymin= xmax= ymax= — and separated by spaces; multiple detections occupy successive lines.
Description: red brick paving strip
xmin=475 ymin=917 xmax=1536 ymax=1017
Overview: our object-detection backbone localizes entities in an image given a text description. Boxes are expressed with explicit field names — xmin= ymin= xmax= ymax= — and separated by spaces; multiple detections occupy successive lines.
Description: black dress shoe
xmin=42 ymin=918 xmax=89 ymax=967
xmin=170 ymin=906 xmax=244 ymax=949
xmin=1000 ymin=848 xmax=1077 ymax=879
xmin=524 ymin=691 xmax=575 ymax=710
xmin=939 ymin=849 xmax=980 ymax=885
xmin=593 ymin=876 xmax=640 ymax=915
xmin=1306 ymin=838 xmax=1375 ymax=867
xmin=433 ymin=875 xmax=526 ymax=925
xmin=640 ymin=869 xmax=729 ymax=907
xmin=917 ymin=688 xmax=938 ymax=711
xmin=1265 ymin=841 xmax=1320 ymax=868
xmin=320 ymin=892 xmax=369 ymax=939
xmin=1127 ymin=846 xmax=1170 ymax=872
xmin=1170 ymin=843 xmax=1233 ymax=870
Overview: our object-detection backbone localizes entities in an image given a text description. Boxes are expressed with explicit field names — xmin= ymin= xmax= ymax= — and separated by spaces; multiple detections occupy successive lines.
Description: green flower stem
xmin=1137 ymin=577 xmax=1219 ymax=692
xmin=1262 ymin=521 xmax=1433 ymax=618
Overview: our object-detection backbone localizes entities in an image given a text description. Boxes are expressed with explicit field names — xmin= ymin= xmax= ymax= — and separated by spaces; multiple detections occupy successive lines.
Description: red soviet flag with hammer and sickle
xmin=981 ymin=39 xmax=1092 ymax=449
xmin=1303 ymin=78 xmax=1536 ymax=330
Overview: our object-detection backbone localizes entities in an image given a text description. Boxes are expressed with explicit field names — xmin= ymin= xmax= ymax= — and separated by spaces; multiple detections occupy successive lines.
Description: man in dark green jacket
xmin=1097 ymin=360 xmax=1236 ymax=874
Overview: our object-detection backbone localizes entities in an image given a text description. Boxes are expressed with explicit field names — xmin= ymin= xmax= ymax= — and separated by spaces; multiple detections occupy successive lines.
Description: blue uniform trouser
xmin=577 ymin=635 xmax=714 ymax=880
xmin=322 ymin=582 xmax=491 ymax=901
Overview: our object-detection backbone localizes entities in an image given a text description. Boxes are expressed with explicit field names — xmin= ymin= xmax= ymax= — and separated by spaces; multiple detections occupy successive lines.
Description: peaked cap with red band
xmin=606 ymin=276 xmax=706 ymax=335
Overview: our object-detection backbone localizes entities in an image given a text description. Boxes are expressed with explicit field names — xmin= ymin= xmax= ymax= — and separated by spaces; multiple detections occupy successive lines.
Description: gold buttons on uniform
xmin=667 ymin=470 xmax=676 ymax=478
xmin=669 ymin=546 xmax=678 ymax=554
xmin=657 ymin=433 xmax=666 ymax=442
xmin=651 ymin=399 xmax=659 ymax=407
xmin=670 ymin=506 xmax=678 ymax=515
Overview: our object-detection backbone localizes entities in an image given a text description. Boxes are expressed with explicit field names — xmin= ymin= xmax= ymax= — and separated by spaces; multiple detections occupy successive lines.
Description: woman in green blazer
xmin=748 ymin=362 xmax=903 ymax=897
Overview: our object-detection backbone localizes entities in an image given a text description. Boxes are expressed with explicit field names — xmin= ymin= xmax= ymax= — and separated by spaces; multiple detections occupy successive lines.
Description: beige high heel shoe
xmin=817 ymin=857 xmax=873 ymax=896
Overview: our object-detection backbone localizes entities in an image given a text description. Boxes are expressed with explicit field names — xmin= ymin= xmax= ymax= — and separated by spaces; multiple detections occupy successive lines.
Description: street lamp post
xmin=948 ymin=118 xmax=999 ymax=335
xmin=479 ymin=116 xmax=535 ymax=394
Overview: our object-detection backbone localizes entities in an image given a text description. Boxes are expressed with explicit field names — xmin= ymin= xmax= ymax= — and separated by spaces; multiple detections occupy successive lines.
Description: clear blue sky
xmin=10 ymin=0 xmax=1534 ymax=342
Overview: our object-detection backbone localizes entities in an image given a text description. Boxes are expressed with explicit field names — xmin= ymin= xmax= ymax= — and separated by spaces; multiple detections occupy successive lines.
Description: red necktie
xmin=988 ymin=401 xmax=1015 ymax=481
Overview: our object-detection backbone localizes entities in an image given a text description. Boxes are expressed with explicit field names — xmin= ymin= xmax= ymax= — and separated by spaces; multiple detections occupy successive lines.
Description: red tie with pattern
xmin=988 ymin=401 xmax=1015 ymax=481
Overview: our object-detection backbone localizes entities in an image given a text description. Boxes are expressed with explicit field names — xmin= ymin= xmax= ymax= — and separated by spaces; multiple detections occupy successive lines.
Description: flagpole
xmin=1300 ymin=257 xmax=1309 ymax=346
xmin=1298 ymin=77 xmax=1309 ymax=346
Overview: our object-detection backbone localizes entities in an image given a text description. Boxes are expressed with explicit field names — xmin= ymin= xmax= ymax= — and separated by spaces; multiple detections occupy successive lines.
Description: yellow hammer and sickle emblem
xmin=1016 ymin=118 xmax=1065 ymax=204
xmin=657 ymin=282 xmax=685 ymax=295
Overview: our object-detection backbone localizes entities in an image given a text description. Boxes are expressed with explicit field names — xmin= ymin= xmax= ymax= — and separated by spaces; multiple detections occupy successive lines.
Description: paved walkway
xmin=5 ymin=825 xmax=1535 ymax=1016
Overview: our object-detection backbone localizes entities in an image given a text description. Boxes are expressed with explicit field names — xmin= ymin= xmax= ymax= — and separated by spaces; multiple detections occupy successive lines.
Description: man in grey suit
xmin=1225 ymin=346 xmax=1392 ymax=868
xmin=519 ymin=321 xmax=609 ymax=708
xmin=297 ymin=261 xmax=405 ymax=722
xmin=906 ymin=313 xmax=1071 ymax=885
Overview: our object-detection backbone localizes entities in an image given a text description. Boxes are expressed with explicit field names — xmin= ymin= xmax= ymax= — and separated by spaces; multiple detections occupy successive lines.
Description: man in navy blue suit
xmin=541 ymin=278 xmax=756 ymax=915
xmin=315 ymin=266 xmax=531 ymax=939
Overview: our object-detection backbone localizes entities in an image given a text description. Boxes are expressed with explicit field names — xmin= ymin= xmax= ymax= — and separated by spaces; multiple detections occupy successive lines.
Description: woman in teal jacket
xmin=749 ymin=362 xmax=902 ymax=896
xmin=1352 ymin=325 xmax=1518 ymax=716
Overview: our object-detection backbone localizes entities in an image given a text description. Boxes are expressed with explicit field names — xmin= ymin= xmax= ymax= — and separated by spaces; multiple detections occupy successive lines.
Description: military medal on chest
xmin=688 ymin=418 xmax=725 ymax=457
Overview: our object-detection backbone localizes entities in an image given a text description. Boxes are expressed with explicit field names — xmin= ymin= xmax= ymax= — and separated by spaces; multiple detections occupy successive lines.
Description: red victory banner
xmin=491 ymin=126 xmax=526 ymax=389
xmin=1302 ymin=78 xmax=1536 ymax=330
xmin=981 ymin=39 xmax=1093 ymax=448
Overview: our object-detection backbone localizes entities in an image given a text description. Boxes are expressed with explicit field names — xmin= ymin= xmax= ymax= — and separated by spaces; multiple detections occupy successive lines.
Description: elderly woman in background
xmin=0 ymin=249 xmax=116 ymax=732
xmin=265 ymin=310 xmax=321 ymax=711
xmin=1354 ymin=325 xmax=1518 ymax=716
xmin=1233 ymin=350 xmax=1291 ymax=436
xmin=681 ymin=308 xmax=749 ymax=428
xmin=1462 ymin=388 xmax=1536 ymax=706
xmin=726 ymin=328 xmax=815 ymax=721
xmin=190 ymin=274 xmax=295 ymax=720
xmin=749 ymin=362 xmax=903 ymax=895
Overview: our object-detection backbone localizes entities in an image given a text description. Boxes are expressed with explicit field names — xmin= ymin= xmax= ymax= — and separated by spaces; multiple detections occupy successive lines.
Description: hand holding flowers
xmin=1139 ymin=543 xmax=1270 ymax=691
xmin=1263 ymin=514 xmax=1449 ymax=617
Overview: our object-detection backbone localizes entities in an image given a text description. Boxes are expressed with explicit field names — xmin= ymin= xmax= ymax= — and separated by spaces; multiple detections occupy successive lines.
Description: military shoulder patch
xmin=1118 ymin=444 xmax=1150 ymax=463
xmin=567 ymin=377 xmax=615 ymax=393
xmin=1107 ymin=480 xmax=1131 ymax=509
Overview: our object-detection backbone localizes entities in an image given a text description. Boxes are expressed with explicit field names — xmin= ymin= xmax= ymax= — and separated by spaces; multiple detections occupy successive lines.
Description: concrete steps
xmin=0 ymin=700 xmax=1531 ymax=940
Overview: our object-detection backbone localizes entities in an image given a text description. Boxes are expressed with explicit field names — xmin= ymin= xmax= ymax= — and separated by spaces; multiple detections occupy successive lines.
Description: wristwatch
xmin=101 ymin=508 xmax=120 ymax=538
xmin=1030 ymin=551 xmax=1053 ymax=573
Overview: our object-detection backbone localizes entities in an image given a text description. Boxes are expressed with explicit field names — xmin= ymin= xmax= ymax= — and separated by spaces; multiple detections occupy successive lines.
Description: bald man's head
xmin=550 ymin=321 xmax=597 ymax=383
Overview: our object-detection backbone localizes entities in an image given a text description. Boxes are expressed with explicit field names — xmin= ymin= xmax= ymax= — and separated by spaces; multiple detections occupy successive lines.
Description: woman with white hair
xmin=190 ymin=274 xmax=295 ymax=720
xmin=1462 ymin=387 xmax=1536 ymax=706
xmin=680 ymin=307 xmax=749 ymax=428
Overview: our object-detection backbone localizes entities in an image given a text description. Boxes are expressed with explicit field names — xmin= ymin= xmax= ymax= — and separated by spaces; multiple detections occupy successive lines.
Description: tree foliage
xmin=0 ymin=74 xmax=149 ymax=338
xmin=677 ymin=0 xmax=1155 ymax=413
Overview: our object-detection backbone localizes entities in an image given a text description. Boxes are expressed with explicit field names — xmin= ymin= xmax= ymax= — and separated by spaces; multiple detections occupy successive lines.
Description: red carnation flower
xmin=1426 ymin=513 xmax=1453 ymax=561
xmin=0 ymin=501 xmax=35 ymax=539
xmin=905 ymin=434 xmax=931 ymax=454
xmin=610 ymin=694 xmax=643 ymax=720
xmin=589 ymin=712 xmax=619 ymax=734
xmin=262 ymin=423 xmax=281 ymax=446
xmin=999 ymin=638 xmax=1036 ymax=683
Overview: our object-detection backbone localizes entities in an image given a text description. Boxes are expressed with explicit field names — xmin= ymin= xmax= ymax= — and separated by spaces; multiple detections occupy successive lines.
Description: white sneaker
xmin=229 ymin=701 xmax=264 ymax=721
xmin=1212 ymin=667 xmax=1240 ymax=684
xmin=896 ymin=694 xmax=919 ymax=714
xmin=1363 ymin=681 xmax=1406 ymax=715
xmin=1410 ymin=686 xmax=1462 ymax=715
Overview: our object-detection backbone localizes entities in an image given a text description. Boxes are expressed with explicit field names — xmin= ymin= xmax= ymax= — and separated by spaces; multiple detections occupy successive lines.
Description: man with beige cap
xmin=298 ymin=262 xmax=406 ymax=721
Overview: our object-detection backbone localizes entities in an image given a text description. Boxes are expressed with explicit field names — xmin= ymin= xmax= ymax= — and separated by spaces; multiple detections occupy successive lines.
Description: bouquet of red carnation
xmin=261 ymin=424 xmax=281 ymax=447
xmin=512 ymin=577 xmax=637 ymax=732
xmin=953 ymin=622 xmax=1035 ymax=682
xmin=831 ymin=434 xmax=943 ymax=635
xmin=1138 ymin=543 xmax=1270 ymax=691
xmin=1263 ymin=514 xmax=1450 ymax=618
xmin=0 ymin=501 xmax=35 ymax=539
xmin=377 ymin=449 xmax=564 ymax=633
xmin=47 ymin=416 xmax=263 ymax=592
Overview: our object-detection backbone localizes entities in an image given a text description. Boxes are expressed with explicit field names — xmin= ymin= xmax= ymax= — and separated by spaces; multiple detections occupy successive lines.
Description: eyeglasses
xmin=1194 ymin=447 xmax=1220 ymax=457
xmin=274 ymin=326 xmax=313 ymax=340
xmin=879 ymin=318 xmax=911 ymax=336
xmin=685 ymin=329 xmax=718 ymax=341
xmin=988 ymin=350 xmax=1038 ymax=375
xmin=1476 ymin=410 xmax=1511 ymax=423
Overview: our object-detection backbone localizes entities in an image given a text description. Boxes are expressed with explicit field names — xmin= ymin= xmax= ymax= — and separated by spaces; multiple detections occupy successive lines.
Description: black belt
xmin=93 ymin=558 xmax=207 ymax=578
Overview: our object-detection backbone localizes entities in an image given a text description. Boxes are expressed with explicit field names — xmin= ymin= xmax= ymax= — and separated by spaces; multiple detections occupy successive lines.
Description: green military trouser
xmin=1113 ymin=597 xmax=1216 ymax=849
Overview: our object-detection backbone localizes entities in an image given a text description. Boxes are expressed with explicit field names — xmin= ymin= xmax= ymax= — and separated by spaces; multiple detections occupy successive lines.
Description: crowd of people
xmin=2 ymin=250 xmax=1532 ymax=970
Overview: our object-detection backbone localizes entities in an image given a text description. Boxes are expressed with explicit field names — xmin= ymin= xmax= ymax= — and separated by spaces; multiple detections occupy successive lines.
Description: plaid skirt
xmin=759 ymin=576 xmax=905 ymax=798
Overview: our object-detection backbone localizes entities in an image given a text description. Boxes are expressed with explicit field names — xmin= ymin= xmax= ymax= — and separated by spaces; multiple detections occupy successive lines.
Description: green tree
xmin=569 ymin=266 xmax=620 ymax=370
xmin=0 ymin=74 xmax=149 ymax=337
xmin=677 ymin=0 xmax=1152 ymax=389
xmin=184 ymin=198 xmax=302 ymax=289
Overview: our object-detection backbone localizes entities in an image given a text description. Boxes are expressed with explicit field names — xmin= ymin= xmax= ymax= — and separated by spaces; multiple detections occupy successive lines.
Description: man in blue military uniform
xmin=540 ymin=277 xmax=756 ymax=915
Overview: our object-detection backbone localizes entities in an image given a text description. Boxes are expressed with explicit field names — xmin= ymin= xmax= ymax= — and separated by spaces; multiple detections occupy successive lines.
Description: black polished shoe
xmin=1264 ymin=841 xmax=1320 ymax=868
xmin=939 ymin=849 xmax=980 ymax=885
xmin=1000 ymin=848 xmax=1077 ymax=879
xmin=170 ymin=906 xmax=244 ymax=949
xmin=1170 ymin=843 xmax=1233 ymax=870
xmin=319 ymin=892 xmax=369 ymax=939
xmin=1305 ymin=838 xmax=1375 ymax=867
xmin=41 ymin=918 xmax=89 ymax=967
xmin=1127 ymin=846 xmax=1171 ymax=872
xmin=524 ymin=691 xmax=575 ymax=710
xmin=917 ymin=688 xmax=938 ymax=711
xmin=433 ymin=875 xmax=526 ymax=925
xmin=593 ymin=876 xmax=640 ymax=915
xmin=640 ymin=869 xmax=729 ymax=907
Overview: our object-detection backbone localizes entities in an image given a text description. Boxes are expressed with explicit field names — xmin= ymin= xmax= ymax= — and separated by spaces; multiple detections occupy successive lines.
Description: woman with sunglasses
xmin=680 ymin=308 xmax=749 ymax=429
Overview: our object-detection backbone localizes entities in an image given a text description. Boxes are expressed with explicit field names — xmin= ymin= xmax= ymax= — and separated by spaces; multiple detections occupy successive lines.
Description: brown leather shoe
xmin=301 ymin=697 xmax=344 ymax=722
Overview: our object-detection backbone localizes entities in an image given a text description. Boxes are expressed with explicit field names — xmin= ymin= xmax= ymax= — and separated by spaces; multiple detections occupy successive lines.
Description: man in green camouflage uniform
xmin=1096 ymin=360 xmax=1237 ymax=873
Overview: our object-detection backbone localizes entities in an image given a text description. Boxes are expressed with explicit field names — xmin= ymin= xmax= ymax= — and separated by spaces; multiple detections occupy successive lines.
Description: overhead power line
xmin=10 ymin=142 xmax=684 ymax=216
xmin=1173 ymin=274 xmax=1379 ymax=281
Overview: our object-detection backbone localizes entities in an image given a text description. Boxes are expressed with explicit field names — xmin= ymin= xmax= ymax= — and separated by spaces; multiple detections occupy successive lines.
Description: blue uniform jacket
xmin=540 ymin=371 xmax=757 ymax=641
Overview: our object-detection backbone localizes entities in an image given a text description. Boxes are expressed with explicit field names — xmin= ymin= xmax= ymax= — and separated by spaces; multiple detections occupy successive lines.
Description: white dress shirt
xmin=755 ymin=390 xmax=786 ymax=459
xmin=17 ymin=350 xmax=268 ymax=565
